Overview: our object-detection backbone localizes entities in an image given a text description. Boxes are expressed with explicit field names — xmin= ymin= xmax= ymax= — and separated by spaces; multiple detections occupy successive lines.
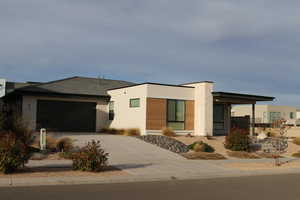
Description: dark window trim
xmin=129 ymin=98 xmax=140 ymax=108
xmin=167 ymin=99 xmax=186 ymax=129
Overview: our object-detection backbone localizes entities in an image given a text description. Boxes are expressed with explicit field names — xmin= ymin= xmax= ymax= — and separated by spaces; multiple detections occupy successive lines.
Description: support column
xmin=251 ymin=103 xmax=256 ymax=136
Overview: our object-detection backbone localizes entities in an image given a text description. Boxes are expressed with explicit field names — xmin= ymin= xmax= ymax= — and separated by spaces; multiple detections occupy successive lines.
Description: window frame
xmin=167 ymin=99 xmax=186 ymax=130
xmin=129 ymin=98 xmax=140 ymax=108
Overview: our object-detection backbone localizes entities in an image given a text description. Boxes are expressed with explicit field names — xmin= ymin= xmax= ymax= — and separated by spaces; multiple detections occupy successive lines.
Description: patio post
xmin=251 ymin=103 xmax=256 ymax=136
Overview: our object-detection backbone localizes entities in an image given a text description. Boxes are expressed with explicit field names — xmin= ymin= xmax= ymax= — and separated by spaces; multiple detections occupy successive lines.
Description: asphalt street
xmin=1 ymin=173 xmax=300 ymax=200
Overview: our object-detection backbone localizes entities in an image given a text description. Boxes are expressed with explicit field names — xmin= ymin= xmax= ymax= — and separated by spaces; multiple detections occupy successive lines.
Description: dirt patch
xmin=227 ymin=151 xmax=261 ymax=159
xmin=0 ymin=166 xmax=128 ymax=178
xmin=181 ymin=152 xmax=226 ymax=160
xmin=224 ymin=161 xmax=300 ymax=170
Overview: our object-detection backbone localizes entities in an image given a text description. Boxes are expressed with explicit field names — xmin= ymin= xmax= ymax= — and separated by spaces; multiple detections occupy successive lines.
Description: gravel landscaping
xmin=136 ymin=135 xmax=189 ymax=153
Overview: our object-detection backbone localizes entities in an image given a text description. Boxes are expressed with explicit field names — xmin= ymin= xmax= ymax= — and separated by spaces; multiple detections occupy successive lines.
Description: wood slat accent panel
xmin=185 ymin=100 xmax=194 ymax=130
xmin=146 ymin=98 xmax=167 ymax=130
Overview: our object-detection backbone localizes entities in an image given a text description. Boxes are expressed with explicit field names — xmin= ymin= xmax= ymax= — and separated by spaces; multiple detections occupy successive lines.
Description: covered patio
xmin=212 ymin=92 xmax=275 ymax=136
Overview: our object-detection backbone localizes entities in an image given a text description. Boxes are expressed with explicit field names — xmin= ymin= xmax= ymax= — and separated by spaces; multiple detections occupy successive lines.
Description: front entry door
xmin=213 ymin=104 xmax=226 ymax=136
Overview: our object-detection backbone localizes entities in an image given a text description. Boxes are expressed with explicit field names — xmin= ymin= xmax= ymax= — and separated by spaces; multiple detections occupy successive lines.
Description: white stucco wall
xmin=22 ymin=96 xmax=108 ymax=132
xmin=0 ymin=79 xmax=6 ymax=98
xmin=183 ymin=82 xmax=214 ymax=136
xmin=107 ymin=85 xmax=148 ymax=134
xmin=108 ymin=82 xmax=214 ymax=136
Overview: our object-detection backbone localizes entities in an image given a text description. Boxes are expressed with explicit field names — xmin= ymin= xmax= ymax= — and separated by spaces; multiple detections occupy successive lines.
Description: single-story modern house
xmin=0 ymin=76 xmax=275 ymax=136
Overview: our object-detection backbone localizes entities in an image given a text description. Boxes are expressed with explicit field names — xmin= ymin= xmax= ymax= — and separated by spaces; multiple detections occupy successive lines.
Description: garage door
xmin=37 ymin=100 xmax=97 ymax=132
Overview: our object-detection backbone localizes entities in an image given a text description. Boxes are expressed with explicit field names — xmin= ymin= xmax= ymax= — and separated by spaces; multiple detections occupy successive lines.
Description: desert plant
xmin=293 ymin=137 xmax=300 ymax=146
xmin=56 ymin=137 xmax=74 ymax=152
xmin=188 ymin=141 xmax=215 ymax=153
xmin=292 ymin=152 xmax=300 ymax=158
xmin=224 ymin=128 xmax=250 ymax=151
xmin=0 ymin=112 xmax=34 ymax=174
xmin=181 ymin=152 xmax=226 ymax=160
xmin=0 ymin=132 xmax=30 ymax=174
xmin=72 ymin=140 xmax=109 ymax=172
xmin=162 ymin=127 xmax=176 ymax=137
xmin=124 ymin=128 xmax=140 ymax=136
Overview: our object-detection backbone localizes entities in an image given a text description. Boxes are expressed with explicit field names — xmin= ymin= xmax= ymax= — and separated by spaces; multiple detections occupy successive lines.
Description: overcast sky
xmin=1 ymin=0 xmax=300 ymax=106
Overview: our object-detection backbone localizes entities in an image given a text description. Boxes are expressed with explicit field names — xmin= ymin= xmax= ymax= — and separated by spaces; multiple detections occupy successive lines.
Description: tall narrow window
xmin=167 ymin=100 xmax=185 ymax=130
xmin=290 ymin=112 xmax=295 ymax=119
xmin=109 ymin=101 xmax=114 ymax=120
xmin=213 ymin=104 xmax=225 ymax=130
xmin=130 ymin=98 xmax=140 ymax=108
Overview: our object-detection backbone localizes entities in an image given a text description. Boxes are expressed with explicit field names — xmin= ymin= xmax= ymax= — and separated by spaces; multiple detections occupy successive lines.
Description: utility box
xmin=40 ymin=128 xmax=47 ymax=150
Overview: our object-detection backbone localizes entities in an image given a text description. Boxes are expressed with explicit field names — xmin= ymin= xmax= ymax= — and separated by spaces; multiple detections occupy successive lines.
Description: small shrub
xmin=56 ymin=137 xmax=74 ymax=152
xmin=181 ymin=152 xmax=226 ymax=160
xmin=0 ymin=133 xmax=30 ymax=174
xmin=188 ymin=141 xmax=215 ymax=153
xmin=124 ymin=128 xmax=140 ymax=136
xmin=292 ymin=152 xmax=300 ymax=158
xmin=293 ymin=137 xmax=300 ymax=146
xmin=225 ymin=128 xmax=250 ymax=151
xmin=162 ymin=127 xmax=175 ymax=137
xmin=72 ymin=140 xmax=109 ymax=172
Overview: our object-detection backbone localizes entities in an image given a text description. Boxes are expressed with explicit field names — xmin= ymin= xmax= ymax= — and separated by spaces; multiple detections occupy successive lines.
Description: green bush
xmin=72 ymin=140 xmax=109 ymax=172
xmin=224 ymin=128 xmax=250 ymax=151
xmin=59 ymin=151 xmax=75 ymax=160
xmin=56 ymin=137 xmax=74 ymax=152
xmin=188 ymin=141 xmax=215 ymax=153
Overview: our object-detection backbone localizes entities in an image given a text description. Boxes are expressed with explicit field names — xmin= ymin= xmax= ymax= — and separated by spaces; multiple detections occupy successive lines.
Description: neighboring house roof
xmin=8 ymin=76 xmax=135 ymax=97
xmin=5 ymin=82 xmax=39 ymax=94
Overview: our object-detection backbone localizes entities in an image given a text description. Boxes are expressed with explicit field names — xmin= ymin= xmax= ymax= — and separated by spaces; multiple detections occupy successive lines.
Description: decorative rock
xmin=136 ymin=135 xmax=189 ymax=153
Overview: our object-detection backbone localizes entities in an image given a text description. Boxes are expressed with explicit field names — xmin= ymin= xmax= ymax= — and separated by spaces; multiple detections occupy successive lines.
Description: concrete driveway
xmin=68 ymin=134 xmax=236 ymax=179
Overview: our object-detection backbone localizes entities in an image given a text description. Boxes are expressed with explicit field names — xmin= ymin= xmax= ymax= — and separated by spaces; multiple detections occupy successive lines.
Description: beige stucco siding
xmin=232 ymin=105 xmax=297 ymax=124
xmin=22 ymin=95 xmax=108 ymax=132
xmin=108 ymin=85 xmax=147 ymax=134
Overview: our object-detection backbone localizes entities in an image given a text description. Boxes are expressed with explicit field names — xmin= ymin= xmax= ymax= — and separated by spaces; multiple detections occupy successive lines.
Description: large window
xmin=109 ymin=101 xmax=114 ymax=120
xmin=130 ymin=98 xmax=140 ymax=108
xmin=167 ymin=100 xmax=185 ymax=130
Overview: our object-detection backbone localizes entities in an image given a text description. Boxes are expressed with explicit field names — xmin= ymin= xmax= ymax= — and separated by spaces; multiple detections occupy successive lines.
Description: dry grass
xmin=162 ymin=127 xmax=176 ymax=137
xmin=293 ymin=137 xmax=300 ymax=146
xmin=181 ymin=152 xmax=226 ymax=160
xmin=124 ymin=128 xmax=141 ymax=136
xmin=292 ymin=152 xmax=300 ymax=158
xmin=224 ymin=161 xmax=300 ymax=170
xmin=227 ymin=151 xmax=261 ymax=159
xmin=56 ymin=137 xmax=74 ymax=152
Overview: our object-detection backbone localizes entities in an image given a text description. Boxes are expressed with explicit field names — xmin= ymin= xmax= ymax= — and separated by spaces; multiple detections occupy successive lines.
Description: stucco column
xmin=185 ymin=82 xmax=214 ymax=136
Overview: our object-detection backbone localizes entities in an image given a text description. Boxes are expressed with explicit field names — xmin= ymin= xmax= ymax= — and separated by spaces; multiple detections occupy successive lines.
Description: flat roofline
xmin=107 ymin=82 xmax=195 ymax=91
xmin=181 ymin=81 xmax=214 ymax=85
xmin=213 ymin=91 xmax=275 ymax=101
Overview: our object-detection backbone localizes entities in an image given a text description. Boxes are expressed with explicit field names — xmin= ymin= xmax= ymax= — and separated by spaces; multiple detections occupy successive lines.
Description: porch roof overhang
xmin=212 ymin=92 xmax=275 ymax=104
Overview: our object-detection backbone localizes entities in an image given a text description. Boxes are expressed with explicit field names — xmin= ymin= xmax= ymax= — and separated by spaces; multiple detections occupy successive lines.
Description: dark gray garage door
xmin=37 ymin=100 xmax=97 ymax=132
